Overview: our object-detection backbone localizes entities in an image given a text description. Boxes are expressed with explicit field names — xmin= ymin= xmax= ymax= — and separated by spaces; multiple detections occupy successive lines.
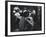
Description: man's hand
xmin=25 ymin=17 xmax=34 ymax=26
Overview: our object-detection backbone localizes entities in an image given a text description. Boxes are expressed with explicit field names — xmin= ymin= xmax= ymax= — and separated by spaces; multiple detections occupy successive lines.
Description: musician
xmin=19 ymin=9 xmax=35 ymax=31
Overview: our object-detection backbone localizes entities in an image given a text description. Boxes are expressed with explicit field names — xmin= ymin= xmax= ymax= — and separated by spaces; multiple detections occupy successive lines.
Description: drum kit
xmin=13 ymin=7 xmax=36 ymax=31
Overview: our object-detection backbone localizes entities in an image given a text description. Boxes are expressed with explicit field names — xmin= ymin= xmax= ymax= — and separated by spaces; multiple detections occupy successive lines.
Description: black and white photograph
xmin=11 ymin=5 xmax=41 ymax=32
xmin=6 ymin=1 xmax=45 ymax=36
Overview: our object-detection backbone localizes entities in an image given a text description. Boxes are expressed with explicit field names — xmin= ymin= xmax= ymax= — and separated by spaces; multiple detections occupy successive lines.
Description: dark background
xmin=10 ymin=5 xmax=42 ymax=32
